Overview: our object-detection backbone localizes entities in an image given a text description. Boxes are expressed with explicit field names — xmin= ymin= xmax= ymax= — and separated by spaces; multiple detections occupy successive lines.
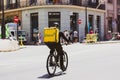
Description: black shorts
xmin=45 ymin=42 xmax=57 ymax=50
xmin=45 ymin=42 xmax=63 ymax=55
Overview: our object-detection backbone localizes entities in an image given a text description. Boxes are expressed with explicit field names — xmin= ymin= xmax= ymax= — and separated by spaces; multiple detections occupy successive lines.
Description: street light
xmin=1 ymin=0 xmax=6 ymax=39
xmin=85 ymin=1 xmax=88 ymax=36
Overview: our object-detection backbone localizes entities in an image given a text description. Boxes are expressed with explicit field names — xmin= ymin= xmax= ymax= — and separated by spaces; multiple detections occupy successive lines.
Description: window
xmin=0 ymin=0 xmax=2 ymax=10
xmin=117 ymin=0 xmax=120 ymax=5
xmin=48 ymin=12 xmax=61 ymax=29
xmin=30 ymin=13 xmax=38 ymax=41
xmin=108 ymin=0 xmax=112 ymax=3
xmin=91 ymin=0 xmax=96 ymax=3
xmin=108 ymin=17 xmax=113 ymax=32
xmin=70 ymin=13 xmax=78 ymax=31
xmin=96 ymin=16 xmax=101 ymax=35
xmin=30 ymin=0 xmax=37 ymax=5
xmin=88 ymin=15 xmax=94 ymax=30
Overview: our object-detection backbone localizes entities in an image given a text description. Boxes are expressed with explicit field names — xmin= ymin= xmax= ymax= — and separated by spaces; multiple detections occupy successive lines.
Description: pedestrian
xmin=73 ymin=30 xmax=78 ymax=43
xmin=89 ymin=27 xmax=94 ymax=34
xmin=64 ymin=30 xmax=70 ymax=44
xmin=37 ymin=32 xmax=42 ymax=44
xmin=69 ymin=30 xmax=73 ymax=42
xmin=33 ymin=32 xmax=38 ymax=45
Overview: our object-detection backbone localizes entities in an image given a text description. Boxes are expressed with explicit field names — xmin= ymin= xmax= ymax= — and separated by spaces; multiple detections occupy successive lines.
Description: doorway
xmin=70 ymin=13 xmax=79 ymax=42
xmin=117 ymin=15 xmax=120 ymax=33
xmin=70 ymin=13 xmax=79 ymax=31
xmin=88 ymin=15 xmax=94 ymax=32
xmin=96 ymin=16 xmax=101 ymax=40
xmin=30 ymin=13 xmax=38 ymax=41
xmin=48 ymin=12 xmax=61 ymax=29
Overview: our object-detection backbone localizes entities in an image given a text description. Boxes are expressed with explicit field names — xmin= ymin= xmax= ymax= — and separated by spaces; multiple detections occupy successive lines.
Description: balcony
xmin=0 ymin=1 xmax=105 ymax=11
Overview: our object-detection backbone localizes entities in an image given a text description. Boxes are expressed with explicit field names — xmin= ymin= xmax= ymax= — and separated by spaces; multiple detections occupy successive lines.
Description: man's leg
xmin=45 ymin=43 xmax=55 ymax=54
xmin=45 ymin=43 xmax=56 ymax=66
xmin=56 ymin=44 xmax=65 ymax=71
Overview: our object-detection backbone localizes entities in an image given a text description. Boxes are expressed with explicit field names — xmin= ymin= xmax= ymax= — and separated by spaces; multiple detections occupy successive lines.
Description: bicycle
xmin=46 ymin=49 xmax=68 ymax=76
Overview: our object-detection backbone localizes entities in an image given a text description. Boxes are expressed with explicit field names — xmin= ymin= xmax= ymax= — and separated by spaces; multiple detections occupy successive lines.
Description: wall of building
xmin=22 ymin=5 xmax=105 ymax=43
xmin=104 ymin=0 xmax=118 ymax=40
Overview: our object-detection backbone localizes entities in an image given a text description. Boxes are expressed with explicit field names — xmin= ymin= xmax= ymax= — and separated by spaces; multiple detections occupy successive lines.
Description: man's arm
xmin=59 ymin=32 xmax=69 ymax=42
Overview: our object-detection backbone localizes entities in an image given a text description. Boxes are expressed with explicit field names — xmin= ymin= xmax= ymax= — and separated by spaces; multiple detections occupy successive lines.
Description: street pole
xmin=15 ymin=0 xmax=18 ymax=8
xmin=85 ymin=5 xmax=88 ymax=36
xmin=1 ymin=0 xmax=6 ymax=39
xmin=14 ymin=16 xmax=19 ymax=40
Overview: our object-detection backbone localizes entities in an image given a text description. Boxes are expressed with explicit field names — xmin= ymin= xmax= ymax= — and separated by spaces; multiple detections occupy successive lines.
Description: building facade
xmin=117 ymin=0 xmax=120 ymax=33
xmin=104 ymin=0 xmax=120 ymax=40
xmin=0 ymin=0 xmax=105 ymax=43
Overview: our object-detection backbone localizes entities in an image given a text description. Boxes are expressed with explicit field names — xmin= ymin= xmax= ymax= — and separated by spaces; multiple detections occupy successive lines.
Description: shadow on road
xmin=38 ymin=71 xmax=66 ymax=79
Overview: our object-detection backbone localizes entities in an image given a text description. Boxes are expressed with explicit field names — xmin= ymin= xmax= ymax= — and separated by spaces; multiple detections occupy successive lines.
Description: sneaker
xmin=60 ymin=65 xmax=66 ymax=71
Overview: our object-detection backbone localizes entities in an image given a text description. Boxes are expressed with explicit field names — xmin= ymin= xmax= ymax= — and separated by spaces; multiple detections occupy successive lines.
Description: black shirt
xmin=59 ymin=32 xmax=69 ymax=43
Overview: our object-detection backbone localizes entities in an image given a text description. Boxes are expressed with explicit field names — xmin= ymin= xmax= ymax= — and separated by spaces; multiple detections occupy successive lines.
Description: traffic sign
xmin=78 ymin=19 xmax=82 ymax=24
xmin=14 ymin=16 xmax=19 ymax=23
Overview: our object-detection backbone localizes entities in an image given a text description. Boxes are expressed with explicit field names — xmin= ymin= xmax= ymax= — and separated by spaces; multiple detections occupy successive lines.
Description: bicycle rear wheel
xmin=46 ymin=54 xmax=57 ymax=76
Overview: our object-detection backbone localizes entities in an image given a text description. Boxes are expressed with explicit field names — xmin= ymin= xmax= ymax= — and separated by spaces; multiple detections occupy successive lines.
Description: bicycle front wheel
xmin=60 ymin=51 xmax=68 ymax=71
xmin=46 ymin=54 xmax=57 ymax=76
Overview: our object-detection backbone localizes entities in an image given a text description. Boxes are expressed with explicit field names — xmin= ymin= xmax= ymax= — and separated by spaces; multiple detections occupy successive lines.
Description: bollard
xmin=20 ymin=34 xmax=24 ymax=46
xmin=86 ymin=34 xmax=97 ymax=43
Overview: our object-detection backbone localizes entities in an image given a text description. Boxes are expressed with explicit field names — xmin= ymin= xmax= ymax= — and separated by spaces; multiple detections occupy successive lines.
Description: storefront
xmin=21 ymin=5 xmax=105 ymax=43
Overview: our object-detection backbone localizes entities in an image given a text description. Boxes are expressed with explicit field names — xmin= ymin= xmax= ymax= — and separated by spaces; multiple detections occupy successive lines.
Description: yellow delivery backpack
xmin=43 ymin=27 xmax=59 ymax=43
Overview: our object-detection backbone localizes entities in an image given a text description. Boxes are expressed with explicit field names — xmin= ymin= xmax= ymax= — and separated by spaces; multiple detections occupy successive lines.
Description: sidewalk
xmin=0 ymin=39 xmax=120 ymax=52
xmin=0 ymin=39 xmax=20 ymax=52
xmin=96 ymin=40 xmax=120 ymax=44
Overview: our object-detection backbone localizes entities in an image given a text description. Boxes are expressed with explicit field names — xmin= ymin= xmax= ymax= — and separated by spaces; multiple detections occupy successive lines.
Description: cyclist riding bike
xmin=45 ymin=23 xmax=70 ymax=71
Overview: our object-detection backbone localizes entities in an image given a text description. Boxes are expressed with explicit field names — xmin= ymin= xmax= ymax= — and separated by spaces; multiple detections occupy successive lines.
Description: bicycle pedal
xmin=57 ymin=62 xmax=60 ymax=67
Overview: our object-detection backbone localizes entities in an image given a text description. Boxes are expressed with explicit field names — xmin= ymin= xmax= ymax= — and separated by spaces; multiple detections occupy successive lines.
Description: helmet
xmin=54 ymin=22 xmax=59 ymax=28
xmin=54 ymin=22 xmax=58 ymax=25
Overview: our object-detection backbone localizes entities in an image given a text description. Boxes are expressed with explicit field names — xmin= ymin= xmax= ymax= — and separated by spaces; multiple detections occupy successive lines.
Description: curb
xmin=82 ymin=40 xmax=120 ymax=44
xmin=0 ymin=39 xmax=20 ymax=52
xmin=87 ymin=40 xmax=120 ymax=44
xmin=0 ymin=49 xmax=20 ymax=52
xmin=96 ymin=40 xmax=120 ymax=44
